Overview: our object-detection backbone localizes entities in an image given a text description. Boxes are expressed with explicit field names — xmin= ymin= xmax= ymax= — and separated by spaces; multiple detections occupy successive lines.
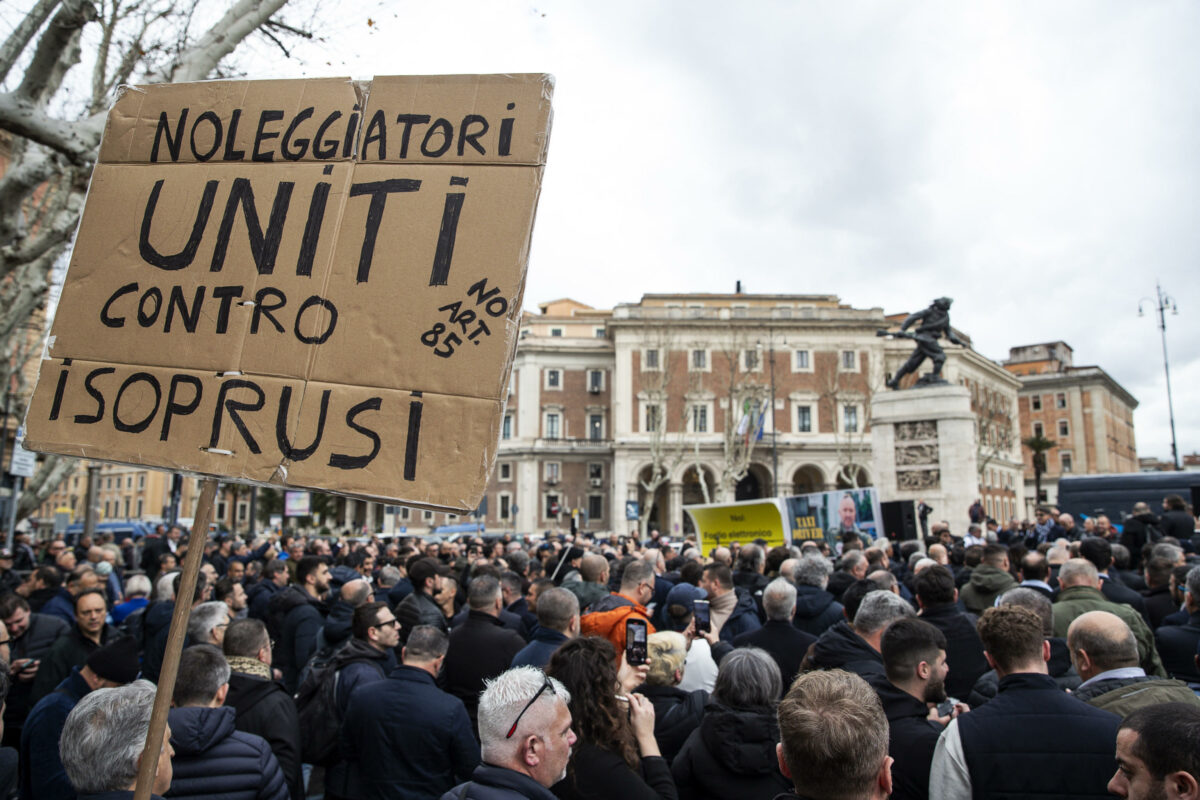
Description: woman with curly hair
xmin=546 ymin=636 xmax=677 ymax=800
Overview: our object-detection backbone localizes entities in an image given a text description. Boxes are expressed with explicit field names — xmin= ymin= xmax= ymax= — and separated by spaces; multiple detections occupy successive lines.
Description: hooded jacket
xmin=225 ymin=669 xmax=304 ymax=800
xmin=670 ymin=703 xmax=791 ymax=800
xmin=717 ymin=589 xmax=762 ymax=643
xmin=268 ymin=586 xmax=326 ymax=693
xmin=806 ymin=620 xmax=883 ymax=678
xmin=792 ymin=585 xmax=844 ymax=636
xmin=165 ymin=705 xmax=288 ymax=800
xmin=958 ymin=565 xmax=1016 ymax=614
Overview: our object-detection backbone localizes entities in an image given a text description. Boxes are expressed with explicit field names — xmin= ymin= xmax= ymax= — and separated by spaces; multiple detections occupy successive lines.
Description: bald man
xmin=1053 ymin=559 xmax=1165 ymax=678
xmin=1068 ymin=610 xmax=1200 ymax=717
xmin=561 ymin=554 xmax=610 ymax=612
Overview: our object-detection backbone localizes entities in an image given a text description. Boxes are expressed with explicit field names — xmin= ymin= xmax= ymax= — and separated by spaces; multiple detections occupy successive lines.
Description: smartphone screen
xmin=625 ymin=618 xmax=648 ymax=666
xmin=693 ymin=599 xmax=711 ymax=633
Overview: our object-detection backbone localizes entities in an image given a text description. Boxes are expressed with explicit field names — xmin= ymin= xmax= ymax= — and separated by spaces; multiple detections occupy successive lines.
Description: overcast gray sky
xmin=232 ymin=1 xmax=1198 ymax=463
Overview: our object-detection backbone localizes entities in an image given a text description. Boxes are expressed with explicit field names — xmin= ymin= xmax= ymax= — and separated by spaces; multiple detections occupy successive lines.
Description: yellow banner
xmin=686 ymin=501 xmax=787 ymax=554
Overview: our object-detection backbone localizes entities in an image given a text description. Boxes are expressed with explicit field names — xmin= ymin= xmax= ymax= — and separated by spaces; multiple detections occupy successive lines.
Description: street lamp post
xmin=1138 ymin=282 xmax=1180 ymax=470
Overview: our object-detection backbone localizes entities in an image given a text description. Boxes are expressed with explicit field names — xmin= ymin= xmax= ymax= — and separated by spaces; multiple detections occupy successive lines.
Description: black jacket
xmin=443 ymin=763 xmax=559 ymax=800
xmin=806 ymin=621 xmax=883 ymax=678
xmin=732 ymin=620 xmax=816 ymax=694
xmin=396 ymin=589 xmax=449 ymax=641
xmin=1162 ymin=509 xmax=1195 ymax=541
xmin=1143 ymin=585 xmax=1179 ymax=630
xmin=967 ymin=637 xmax=1080 ymax=707
xmin=342 ymin=666 xmax=480 ymax=800
xmin=1100 ymin=574 xmax=1148 ymax=621
xmin=140 ymin=599 xmax=178 ymax=684
xmin=166 ymin=705 xmax=288 ymax=800
xmin=30 ymin=623 xmax=117 ymax=705
xmin=635 ymin=685 xmax=707 ymax=766
xmin=718 ymin=590 xmax=762 ymax=643
xmin=792 ymin=585 xmax=844 ymax=636
xmin=955 ymin=672 xmax=1120 ymax=800
xmin=670 ymin=703 xmax=790 ymax=800
xmin=1121 ymin=513 xmax=1161 ymax=569
xmin=4 ymin=613 xmax=69 ymax=744
xmin=443 ymin=610 xmax=527 ymax=728
xmin=269 ymin=587 xmax=327 ymax=693
xmin=552 ymin=743 xmax=677 ymax=800
xmin=247 ymin=580 xmax=282 ymax=622
xmin=918 ymin=604 xmax=988 ymax=699
xmin=224 ymin=671 xmax=304 ymax=800
xmin=865 ymin=673 xmax=942 ymax=800
xmin=1154 ymin=612 xmax=1200 ymax=682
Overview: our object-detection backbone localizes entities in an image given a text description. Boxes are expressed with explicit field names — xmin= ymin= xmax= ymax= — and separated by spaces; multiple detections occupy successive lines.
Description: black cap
xmin=85 ymin=635 xmax=141 ymax=684
xmin=409 ymin=557 xmax=452 ymax=588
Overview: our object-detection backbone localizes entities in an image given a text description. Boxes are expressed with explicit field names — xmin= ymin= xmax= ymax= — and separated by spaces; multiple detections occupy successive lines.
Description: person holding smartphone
xmin=547 ymin=637 xmax=677 ymax=800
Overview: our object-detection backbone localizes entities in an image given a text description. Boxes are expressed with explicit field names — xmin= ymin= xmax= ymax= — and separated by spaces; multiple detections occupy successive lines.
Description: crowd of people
xmin=0 ymin=492 xmax=1198 ymax=799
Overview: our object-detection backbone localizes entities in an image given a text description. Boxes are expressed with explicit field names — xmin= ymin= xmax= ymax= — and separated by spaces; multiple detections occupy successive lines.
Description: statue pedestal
xmin=871 ymin=385 xmax=978 ymax=532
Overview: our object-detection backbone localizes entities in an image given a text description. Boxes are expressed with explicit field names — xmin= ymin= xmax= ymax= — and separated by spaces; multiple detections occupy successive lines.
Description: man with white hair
xmin=442 ymin=666 xmax=576 ymax=800
xmin=790 ymin=554 xmax=844 ymax=635
xmin=732 ymin=578 xmax=816 ymax=692
xmin=59 ymin=680 xmax=174 ymax=799
xmin=807 ymin=589 xmax=915 ymax=679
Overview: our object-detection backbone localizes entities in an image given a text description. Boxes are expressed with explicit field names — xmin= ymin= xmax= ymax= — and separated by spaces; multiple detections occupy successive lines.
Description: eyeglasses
xmin=506 ymin=678 xmax=554 ymax=738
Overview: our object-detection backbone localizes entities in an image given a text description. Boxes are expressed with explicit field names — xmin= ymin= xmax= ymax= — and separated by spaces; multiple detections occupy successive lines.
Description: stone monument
xmin=872 ymin=298 xmax=978 ymax=533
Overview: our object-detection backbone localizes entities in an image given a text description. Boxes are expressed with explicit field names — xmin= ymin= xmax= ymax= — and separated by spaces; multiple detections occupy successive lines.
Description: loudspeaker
xmin=1191 ymin=485 xmax=1200 ymax=513
xmin=880 ymin=500 xmax=918 ymax=541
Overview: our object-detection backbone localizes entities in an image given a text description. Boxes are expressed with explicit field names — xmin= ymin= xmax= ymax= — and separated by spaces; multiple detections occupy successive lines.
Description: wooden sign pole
xmin=132 ymin=477 xmax=218 ymax=800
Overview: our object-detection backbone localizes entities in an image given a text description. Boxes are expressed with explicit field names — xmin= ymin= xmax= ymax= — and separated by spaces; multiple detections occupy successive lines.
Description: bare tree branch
xmin=0 ymin=0 xmax=60 ymax=85
xmin=164 ymin=0 xmax=289 ymax=82
xmin=19 ymin=455 xmax=78 ymax=518
xmin=16 ymin=0 xmax=96 ymax=102
xmin=0 ymin=94 xmax=104 ymax=163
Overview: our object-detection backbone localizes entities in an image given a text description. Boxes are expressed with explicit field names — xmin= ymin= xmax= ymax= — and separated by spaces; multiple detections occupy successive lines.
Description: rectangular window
xmin=1033 ymin=422 xmax=1044 ymax=437
xmin=797 ymin=405 xmax=812 ymax=433
xmin=841 ymin=350 xmax=856 ymax=370
xmin=843 ymin=405 xmax=859 ymax=433
xmin=136 ymin=499 xmax=143 ymax=517
xmin=502 ymin=414 xmax=512 ymax=440
xmin=217 ymin=500 xmax=227 ymax=520
xmin=692 ymin=405 xmax=708 ymax=433
xmin=588 ymin=463 xmax=603 ymax=480
xmin=589 ymin=414 xmax=603 ymax=440
xmin=423 ymin=509 xmax=433 ymax=520
xmin=594 ymin=327 xmax=605 ymax=338
xmin=795 ymin=350 xmax=810 ymax=370
xmin=744 ymin=349 xmax=759 ymax=370
xmin=1031 ymin=395 xmax=1042 ymax=411
xmin=588 ymin=494 xmax=604 ymax=521
xmin=1056 ymin=393 xmax=1067 ymax=409
xmin=692 ymin=349 xmax=707 ymax=369
xmin=1058 ymin=420 xmax=1069 ymax=437
xmin=645 ymin=349 xmax=659 ymax=369
xmin=550 ymin=328 xmax=563 ymax=337
xmin=645 ymin=405 xmax=661 ymax=432
xmin=545 ymin=413 xmax=561 ymax=439
xmin=238 ymin=502 xmax=248 ymax=521
xmin=127 ymin=476 xmax=133 ymax=488
xmin=1061 ymin=452 xmax=1073 ymax=473
xmin=545 ymin=494 xmax=560 ymax=518
xmin=546 ymin=369 xmax=561 ymax=388
xmin=499 ymin=463 xmax=511 ymax=481
xmin=138 ymin=474 xmax=145 ymax=489
xmin=124 ymin=497 xmax=131 ymax=517
xmin=589 ymin=370 xmax=604 ymax=391
xmin=500 ymin=495 xmax=511 ymax=519
xmin=545 ymin=462 xmax=560 ymax=483
xmin=400 ymin=507 xmax=411 ymax=520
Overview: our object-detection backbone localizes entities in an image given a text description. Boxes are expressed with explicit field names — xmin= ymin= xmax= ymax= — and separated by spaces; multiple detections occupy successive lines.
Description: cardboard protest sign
xmin=24 ymin=74 xmax=553 ymax=512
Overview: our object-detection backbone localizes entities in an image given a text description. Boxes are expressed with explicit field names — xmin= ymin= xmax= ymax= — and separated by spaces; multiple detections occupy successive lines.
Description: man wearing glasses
xmin=443 ymin=666 xmax=576 ymax=800
xmin=341 ymin=625 xmax=479 ymax=799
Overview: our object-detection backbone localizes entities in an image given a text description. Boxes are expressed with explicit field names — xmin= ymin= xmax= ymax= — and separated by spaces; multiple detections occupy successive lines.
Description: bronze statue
xmin=878 ymin=297 xmax=964 ymax=390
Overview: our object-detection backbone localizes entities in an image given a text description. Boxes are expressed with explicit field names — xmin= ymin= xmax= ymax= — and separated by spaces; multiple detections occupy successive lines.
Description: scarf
xmin=227 ymin=655 xmax=271 ymax=680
